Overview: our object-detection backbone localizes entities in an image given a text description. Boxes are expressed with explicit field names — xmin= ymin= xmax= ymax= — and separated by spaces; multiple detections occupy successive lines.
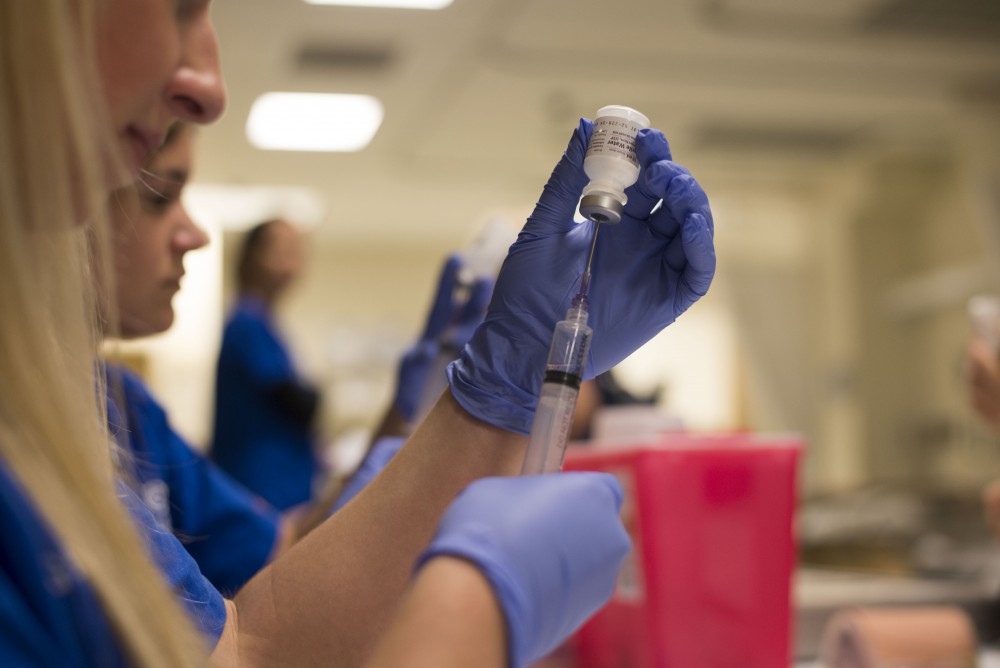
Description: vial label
xmin=586 ymin=116 xmax=644 ymax=166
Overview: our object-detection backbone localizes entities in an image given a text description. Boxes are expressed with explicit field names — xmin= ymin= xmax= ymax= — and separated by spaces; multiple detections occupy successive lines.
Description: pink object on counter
xmin=820 ymin=606 xmax=976 ymax=668
xmin=563 ymin=433 xmax=802 ymax=668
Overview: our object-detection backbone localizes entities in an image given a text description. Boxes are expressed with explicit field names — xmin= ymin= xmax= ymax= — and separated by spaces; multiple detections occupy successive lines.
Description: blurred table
xmin=794 ymin=649 xmax=1000 ymax=668
xmin=534 ymin=567 xmax=999 ymax=667
xmin=796 ymin=567 xmax=998 ymax=661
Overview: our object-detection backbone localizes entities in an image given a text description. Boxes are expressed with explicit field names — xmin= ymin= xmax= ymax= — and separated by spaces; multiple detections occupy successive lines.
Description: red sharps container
xmin=563 ymin=433 xmax=802 ymax=668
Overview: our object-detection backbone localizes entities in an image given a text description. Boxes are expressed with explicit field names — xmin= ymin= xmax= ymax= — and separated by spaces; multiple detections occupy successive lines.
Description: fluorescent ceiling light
xmin=304 ymin=0 xmax=453 ymax=8
xmin=246 ymin=92 xmax=383 ymax=152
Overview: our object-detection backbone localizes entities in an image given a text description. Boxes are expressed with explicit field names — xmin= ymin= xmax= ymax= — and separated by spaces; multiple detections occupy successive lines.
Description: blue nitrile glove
xmin=333 ymin=436 xmax=404 ymax=512
xmin=448 ymin=120 xmax=715 ymax=433
xmin=416 ymin=472 xmax=630 ymax=668
xmin=394 ymin=255 xmax=493 ymax=420
xmin=393 ymin=256 xmax=462 ymax=419
xmin=421 ymin=255 xmax=464 ymax=342
xmin=444 ymin=276 xmax=493 ymax=352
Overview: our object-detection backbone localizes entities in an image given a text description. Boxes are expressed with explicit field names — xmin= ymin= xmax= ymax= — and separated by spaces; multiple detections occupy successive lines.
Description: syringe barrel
xmin=546 ymin=305 xmax=591 ymax=379
xmin=521 ymin=309 xmax=592 ymax=475
xmin=521 ymin=382 xmax=581 ymax=474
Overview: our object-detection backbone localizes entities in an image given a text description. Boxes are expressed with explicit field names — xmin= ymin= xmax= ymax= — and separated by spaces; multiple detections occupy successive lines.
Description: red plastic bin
xmin=562 ymin=433 xmax=802 ymax=668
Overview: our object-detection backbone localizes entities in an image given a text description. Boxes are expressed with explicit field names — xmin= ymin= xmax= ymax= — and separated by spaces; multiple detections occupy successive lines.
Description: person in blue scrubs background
xmin=211 ymin=218 xmax=324 ymax=510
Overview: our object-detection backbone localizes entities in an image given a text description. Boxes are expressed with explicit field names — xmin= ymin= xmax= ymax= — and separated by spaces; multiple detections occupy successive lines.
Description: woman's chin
xmin=117 ymin=311 xmax=173 ymax=339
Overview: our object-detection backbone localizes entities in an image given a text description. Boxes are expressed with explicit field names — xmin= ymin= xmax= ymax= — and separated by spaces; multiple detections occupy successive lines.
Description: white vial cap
xmin=594 ymin=105 xmax=650 ymax=128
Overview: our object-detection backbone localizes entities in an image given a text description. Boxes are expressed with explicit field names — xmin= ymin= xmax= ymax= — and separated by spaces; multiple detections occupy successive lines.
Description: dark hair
xmin=237 ymin=218 xmax=284 ymax=291
xmin=595 ymin=370 xmax=660 ymax=406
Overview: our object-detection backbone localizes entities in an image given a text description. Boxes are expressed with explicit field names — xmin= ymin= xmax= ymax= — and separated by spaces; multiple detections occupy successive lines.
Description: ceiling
xmin=196 ymin=0 xmax=1000 ymax=250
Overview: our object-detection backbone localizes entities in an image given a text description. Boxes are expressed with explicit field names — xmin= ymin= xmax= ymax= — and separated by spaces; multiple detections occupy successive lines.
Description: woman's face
xmin=112 ymin=126 xmax=209 ymax=338
xmin=257 ymin=220 xmax=307 ymax=294
xmin=95 ymin=0 xmax=226 ymax=185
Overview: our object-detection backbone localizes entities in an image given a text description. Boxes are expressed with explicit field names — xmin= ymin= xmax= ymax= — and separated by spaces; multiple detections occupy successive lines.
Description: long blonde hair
xmin=0 ymin=1 xmax=208 ymax=664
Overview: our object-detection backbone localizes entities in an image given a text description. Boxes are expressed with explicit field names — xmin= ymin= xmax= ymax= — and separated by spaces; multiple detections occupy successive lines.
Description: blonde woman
xmin=0 ymin=1 xmax=226 ymax=665
xmin=0 ymin=1 xmax=714 ymax=667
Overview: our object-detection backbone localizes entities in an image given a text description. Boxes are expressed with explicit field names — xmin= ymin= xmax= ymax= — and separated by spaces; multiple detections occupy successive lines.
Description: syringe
xmin=520 ymin=226 xmax=599 ymax=475
xmin=520 ymin=105 xmax=648 ymax=474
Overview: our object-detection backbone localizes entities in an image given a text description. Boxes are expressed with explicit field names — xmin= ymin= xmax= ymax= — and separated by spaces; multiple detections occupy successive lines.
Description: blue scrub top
xmin=211 ymin=296 xmax=320 ymax=510
xmin=108 ymin=367 xmax=280 ymax=595
xmin=0 ymin=461 xmax=226 ymax=665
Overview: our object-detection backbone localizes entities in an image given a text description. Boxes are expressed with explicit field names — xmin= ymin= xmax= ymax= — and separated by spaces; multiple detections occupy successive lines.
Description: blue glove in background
xmin=420 ymin=255 xmax=464 ymax=343
xmin=394 ymin=254 xmax=492 ymax=421
xmin=448 ymin=119 xmax=715 ymax=434
xmin=416 ymin=472 xmax=630 ymax=668
xmin=333 ymin=436 xmax=404 ymax=512
xmin=444 ymin=276 xmax=492 ymax=351
xmin=394 ymin=340 xmax=439 ymax=421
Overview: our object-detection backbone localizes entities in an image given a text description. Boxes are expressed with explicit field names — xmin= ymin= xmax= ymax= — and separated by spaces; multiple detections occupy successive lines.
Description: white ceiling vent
xmin=296 ymin=43 xmax=394 ymax=72
xmin=691 ymin=122 xmax=862 ymax=155
xmin=705 ymin=0 xmax=1000 ymax=42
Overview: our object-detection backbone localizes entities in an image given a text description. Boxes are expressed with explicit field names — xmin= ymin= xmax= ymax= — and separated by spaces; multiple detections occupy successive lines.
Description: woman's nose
xmin=174 ymin=208 xmax=210 ymax=253
xmin=166 ymin=16 xmax=226 ymax=125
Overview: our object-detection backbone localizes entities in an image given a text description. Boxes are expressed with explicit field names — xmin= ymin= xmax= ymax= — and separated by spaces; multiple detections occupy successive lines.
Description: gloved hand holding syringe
xmin=521 ymin=106 xmax=650 ymax=475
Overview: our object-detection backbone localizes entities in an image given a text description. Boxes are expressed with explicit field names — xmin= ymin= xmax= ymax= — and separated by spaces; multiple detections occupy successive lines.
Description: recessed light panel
xmin=304 ymin=0 xmax=453 ymax=9
xmin=246 ymin=92 xmax=384 ymax=153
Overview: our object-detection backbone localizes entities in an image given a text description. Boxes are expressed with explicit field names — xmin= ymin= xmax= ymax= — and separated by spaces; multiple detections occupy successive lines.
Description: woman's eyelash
xmin=136 ymin=170 xmax=183 ymax=208
xmin=145 ymin=192 xmax=172 ymax=206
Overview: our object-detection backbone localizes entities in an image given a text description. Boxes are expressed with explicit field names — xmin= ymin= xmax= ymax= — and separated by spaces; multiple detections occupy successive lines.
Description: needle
xmin=575 ymin=223 xmax=600 ymax=306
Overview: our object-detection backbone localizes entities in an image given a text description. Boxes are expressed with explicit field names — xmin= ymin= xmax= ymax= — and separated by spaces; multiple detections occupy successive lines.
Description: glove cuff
xmin=415 ymin=527 xmax=536 ymax=668
xmin=447 ymin=350 xmax=538 ymax=436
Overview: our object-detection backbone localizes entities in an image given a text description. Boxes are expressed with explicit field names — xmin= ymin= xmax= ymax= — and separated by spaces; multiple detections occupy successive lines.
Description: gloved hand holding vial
xmin=447 ymin=106 xmax=716 ymax=473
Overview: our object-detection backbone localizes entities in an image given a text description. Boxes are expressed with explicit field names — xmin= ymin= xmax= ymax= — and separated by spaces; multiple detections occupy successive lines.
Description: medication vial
xmin=579 ymin=105 xmax=650 ymax=225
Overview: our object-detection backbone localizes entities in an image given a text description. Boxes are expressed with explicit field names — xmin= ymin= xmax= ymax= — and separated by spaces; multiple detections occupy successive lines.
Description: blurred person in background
xmin=968 ymin=337 xmax=1000 ymax=436
xmin=210 ymin=217 xmax=324 ymax=510
xmin=370 ymin=254 xmax=493 ymax=442
xmin=303 ymin=253 xmax=493 ymax=534
xmin=956 ymin=317 xmax=1000 ymax=645
xmin=967 ymin=335 xmax=1000 ymax=544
